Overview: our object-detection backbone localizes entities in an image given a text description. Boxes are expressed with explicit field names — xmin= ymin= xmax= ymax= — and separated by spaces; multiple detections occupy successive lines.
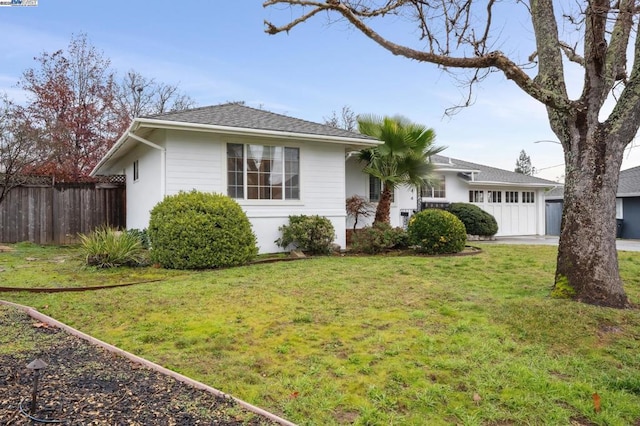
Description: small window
xmin=522 ymin=191 xmax=535 ymax=203
xmin=505 ymin=191 xmax=518 ymax=203
xmin=487 ymin=191 xmax=502 ymax=203
xmin=469 ymin=190 xmax=484 ymax=203
xmin=369 ymin=175 xmax=394 ymax=202
xmin=133 ymin=160 xmax=139 ymax=181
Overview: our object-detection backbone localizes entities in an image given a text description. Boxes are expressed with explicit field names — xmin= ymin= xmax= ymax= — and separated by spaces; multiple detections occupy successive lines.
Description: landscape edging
xmin=0 ymin=299 xmax=298 ymax=426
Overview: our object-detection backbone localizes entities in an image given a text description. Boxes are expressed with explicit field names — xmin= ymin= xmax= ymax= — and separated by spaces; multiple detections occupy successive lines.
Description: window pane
xmin=284 ymin=147 xmax=299 ymax=200
xmin=369 ymin=175 xmax=381 ymax=202
xmin=227 ymin=144 xmax=244 ymax=198
xmin=423 ymin=176 xmax=446 ymax=198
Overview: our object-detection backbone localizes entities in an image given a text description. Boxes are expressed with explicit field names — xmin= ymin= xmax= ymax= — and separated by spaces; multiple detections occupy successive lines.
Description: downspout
xmin=127 ymin=132 xmax=166 ymax=197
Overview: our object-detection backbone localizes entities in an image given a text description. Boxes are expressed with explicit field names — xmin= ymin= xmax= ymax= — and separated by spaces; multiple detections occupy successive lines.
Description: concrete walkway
xmin=477 ymin=236 xmax=640 ymax=252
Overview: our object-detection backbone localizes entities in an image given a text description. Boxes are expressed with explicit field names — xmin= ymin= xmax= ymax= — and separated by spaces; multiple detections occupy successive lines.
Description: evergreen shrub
xmin=448 ymin=203 xmax=498 ymax=236
xmin=350 ymin=222 xmax=408 ymax=254
xmin=276 ymin=215 xmax=335 ymax=255
xmin=148 ymin=191 xmax=257 ymax=269
xmin=407 ymin=209 xmax=467 ymax=254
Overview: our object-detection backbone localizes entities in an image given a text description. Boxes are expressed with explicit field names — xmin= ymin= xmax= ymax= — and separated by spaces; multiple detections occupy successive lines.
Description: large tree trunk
xmin=373 ymin=184 xmax=393 ymax=225
xmin=553 ymin=128 xmax=629 ymax=308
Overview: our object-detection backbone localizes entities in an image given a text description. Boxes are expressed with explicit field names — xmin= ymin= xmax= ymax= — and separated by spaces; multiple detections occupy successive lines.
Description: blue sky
xmin=2 ymin=1 xmax=637 ymax=181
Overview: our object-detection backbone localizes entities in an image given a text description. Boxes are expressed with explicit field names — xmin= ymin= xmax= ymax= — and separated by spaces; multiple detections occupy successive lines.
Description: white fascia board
xmin=90 ymin=120 xmax=140 ymax=176
xmin=135 ymin=118 xmax=381 ymax=147
xmin=434 ymin=166 xmax=481 ymax=173
xmin=466 ymin=181 xmax=557 ymax=188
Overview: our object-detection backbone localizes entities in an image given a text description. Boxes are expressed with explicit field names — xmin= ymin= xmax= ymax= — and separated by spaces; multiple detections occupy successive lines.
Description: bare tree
xmin=116 ymin=70 xmax=196 ymax=132
xmin=324 ymin=105 xmax=358 ymax=132
xmin=0 ymin=96 xmax=40 ymax=205
xmin=264 ymin=1 xmax=638 ymax=308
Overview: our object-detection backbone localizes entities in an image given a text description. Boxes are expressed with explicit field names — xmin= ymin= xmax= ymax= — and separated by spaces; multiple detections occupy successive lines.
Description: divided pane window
xmin=227 ymin=143 xmax=299 ymax=200
xmin=227 ymin=144 xmax=244 ymax=199
xmin=469 ymin=190 xmax=484 ymax=203
xmin=522 ymin=191 xmax=535 ymax=203
xmin=369 ymin=175 xmax=394 ymax=202
xmin=487 ymin=190 xmax=501 ymax=203
xmin=505 ymin=191 xmax=519 ymax=203
xmin=422 ymin=176 xmax=446 ymax=198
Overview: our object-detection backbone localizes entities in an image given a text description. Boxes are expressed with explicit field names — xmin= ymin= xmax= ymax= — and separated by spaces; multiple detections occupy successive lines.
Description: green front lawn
xmin=2 ymin=243 xmax=640 ymax=425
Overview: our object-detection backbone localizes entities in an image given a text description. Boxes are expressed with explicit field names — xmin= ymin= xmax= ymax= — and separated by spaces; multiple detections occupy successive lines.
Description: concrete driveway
xmin=477 ymin=236 xmax=640 ymax=252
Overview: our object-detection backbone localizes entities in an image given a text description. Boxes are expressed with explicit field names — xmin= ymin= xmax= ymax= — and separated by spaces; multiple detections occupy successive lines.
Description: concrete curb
xmin=0 ymin=300 xmax=297 ymax=426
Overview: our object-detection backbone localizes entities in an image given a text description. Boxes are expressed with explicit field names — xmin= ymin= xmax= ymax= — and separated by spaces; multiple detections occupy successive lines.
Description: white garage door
xmin=473 ymin=190 xmax=538 ymax=236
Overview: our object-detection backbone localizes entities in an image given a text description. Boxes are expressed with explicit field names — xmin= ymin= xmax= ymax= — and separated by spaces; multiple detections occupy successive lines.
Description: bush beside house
xmin=407 ymin=209 xmax=467 ymax=254
xmin=448 ymin=203 xmax=498 ymax=239
xmin=148 ymin=191 xmax=257 ymax=269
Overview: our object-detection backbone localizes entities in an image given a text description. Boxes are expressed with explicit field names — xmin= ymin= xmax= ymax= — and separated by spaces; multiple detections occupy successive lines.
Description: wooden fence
xmin=0 ymin=177 xmax=126 ymax=245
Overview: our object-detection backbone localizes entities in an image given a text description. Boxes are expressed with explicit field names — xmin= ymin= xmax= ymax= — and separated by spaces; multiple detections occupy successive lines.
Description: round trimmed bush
xmin=148 ymin=191 xmax=257 ymax=269
xmin=407 ymin=209 xmax=467 ymax=254
xmin=448 ymin=202 xmax=498 ymax=236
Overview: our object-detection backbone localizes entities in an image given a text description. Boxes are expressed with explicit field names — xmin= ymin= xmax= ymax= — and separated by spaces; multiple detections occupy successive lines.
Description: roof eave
xmin=90 ymin=120 xmax=141 ymax=176
xmin=136 ymin=118 xmax=381 ymax=147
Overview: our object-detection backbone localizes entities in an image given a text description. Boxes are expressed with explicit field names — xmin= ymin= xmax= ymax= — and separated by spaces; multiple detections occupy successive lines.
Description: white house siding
xmin=148 ymin=130 xmax=348 ymax=253
xmin=238 ymin=140 xmax=347 ymax=253
xmin=128 ymin=144 xmax=163 ymax=231
xmin=101 ymin=132 xmax=164 ymax=231
xmin=165 ymin=130 xmax=224 ymax=195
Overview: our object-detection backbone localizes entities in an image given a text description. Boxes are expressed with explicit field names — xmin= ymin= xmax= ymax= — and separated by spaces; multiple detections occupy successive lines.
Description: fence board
xmin=0 ymin=182 xmax=125 ymax=245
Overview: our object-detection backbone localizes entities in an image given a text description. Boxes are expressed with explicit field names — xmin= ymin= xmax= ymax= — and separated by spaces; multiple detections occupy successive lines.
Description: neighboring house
xmin=546 ymin=165 xmax=640 ymax=238
xmin=91 ymin=103 xmax=380 ymax=253
xmin=347 ymin=154 xmax=560 ymax=236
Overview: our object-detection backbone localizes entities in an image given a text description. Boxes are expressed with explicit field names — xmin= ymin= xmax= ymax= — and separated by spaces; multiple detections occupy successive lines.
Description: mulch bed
xmin=0 ymin=306 xmax=281 ymax=425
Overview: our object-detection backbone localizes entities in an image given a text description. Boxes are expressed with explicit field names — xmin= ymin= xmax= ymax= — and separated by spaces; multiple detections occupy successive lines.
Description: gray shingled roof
xmin=145 ymin=103 xmax=376 ymax=141
xmin=432 ymin=154 xmax=559 ymax=186
xmin=618 ymin=165 xmax=640 ymax=196
xmin=545 ymin=165 xmax=640 ymax=200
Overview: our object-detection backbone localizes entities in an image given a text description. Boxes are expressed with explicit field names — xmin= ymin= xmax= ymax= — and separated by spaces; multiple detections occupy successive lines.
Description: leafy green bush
xmin=126 ymin=228 xmax=150 ymax=249
xmin=148 ymin=191 xmax=257 ymax=269
xmin=79 ymin=226 xmax=145 ymax=268
xmin=350 ymin=222 xmax=409 ymax=254
xmin=276 ymin=215 xmax=336 ymax=255
xmin=407 ymin=209 xmax=467 ymax=254
xmin=448 ymin=203 xmax=498 ymax=236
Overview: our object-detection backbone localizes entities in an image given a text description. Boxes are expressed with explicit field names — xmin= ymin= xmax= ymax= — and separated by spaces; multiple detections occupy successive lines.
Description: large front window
xmin=227 ymin=143 xmax=299 ymax=200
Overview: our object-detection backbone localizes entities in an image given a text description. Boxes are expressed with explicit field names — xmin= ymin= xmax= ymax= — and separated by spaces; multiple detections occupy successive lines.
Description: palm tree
xmin=357 ymin=114 xmax=445 ymax=225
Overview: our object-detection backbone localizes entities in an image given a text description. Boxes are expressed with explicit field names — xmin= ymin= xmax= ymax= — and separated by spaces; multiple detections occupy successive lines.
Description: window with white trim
xmin=505 ymin=191 xmax=518 ymax=203
xmin=522 ymin=191 xmax=535 ymax=203
xmin=369 ymin=175 xmax=394 ymax=202
xmin=422 ymin=175 xmax=446 ymax=198
xmin=487 ymin=190 xmax=502 ymax=203
xmin=227 ymin=143 xmax=299 ymax=200
xmin=469 ymin=190 xmax=484 ymax=203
